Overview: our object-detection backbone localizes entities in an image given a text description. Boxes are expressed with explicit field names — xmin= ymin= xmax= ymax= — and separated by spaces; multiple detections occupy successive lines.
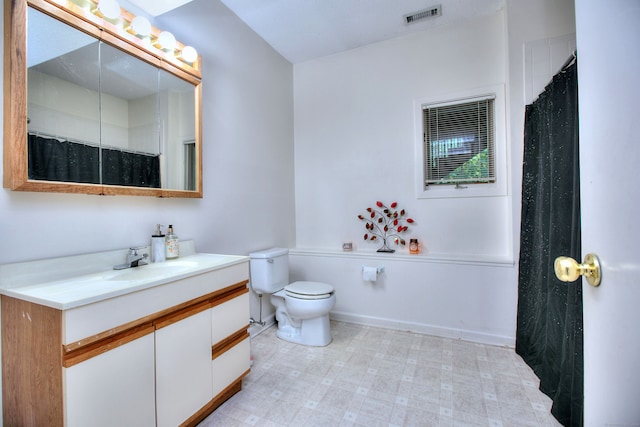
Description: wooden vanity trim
xmin=211 ymin=285 xmax=249 ymax=307
xmin=211 ymin=326 xmax=250 ymax=360
xmin=63 ymin=322 xmax=155 ymax=368
xmin=154 ymin=299 xmax=211 ymax=330
xmin=62 ymin=280 xmax=249 ymax=367
xmin=2 ymin=296 xmax=64 ymax=426
xmin=180 ymin=373 xmax=250 ymax=427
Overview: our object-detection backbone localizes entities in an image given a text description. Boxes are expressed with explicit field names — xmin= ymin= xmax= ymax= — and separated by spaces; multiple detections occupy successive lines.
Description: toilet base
xmin=275 ymin=315 xmax=332 ymax=347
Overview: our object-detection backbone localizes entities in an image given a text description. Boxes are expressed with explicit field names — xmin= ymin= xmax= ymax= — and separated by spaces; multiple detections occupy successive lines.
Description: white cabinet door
xmin=155 ymin=308 xmax=213 ymax=427
xmin=64 ymin=334 xmax=156 ymax=427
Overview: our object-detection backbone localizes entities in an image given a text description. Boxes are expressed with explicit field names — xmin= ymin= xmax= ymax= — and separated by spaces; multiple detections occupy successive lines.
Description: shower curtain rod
xmin=560 ymin=50 xmax=577 ymax=73
xmin=535 ymin=50 xmax=577 ymax=102
xmin=29 ymin=131 xmax=160 ymax=157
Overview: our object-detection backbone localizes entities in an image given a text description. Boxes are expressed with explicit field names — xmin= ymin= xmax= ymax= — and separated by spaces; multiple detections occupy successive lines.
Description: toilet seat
xmin=284 ymin=281 xmax=334 ymax=300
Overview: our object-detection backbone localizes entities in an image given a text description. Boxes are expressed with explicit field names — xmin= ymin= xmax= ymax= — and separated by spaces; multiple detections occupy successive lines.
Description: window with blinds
xmin=422 ymin=96 xmax=495 ymax=187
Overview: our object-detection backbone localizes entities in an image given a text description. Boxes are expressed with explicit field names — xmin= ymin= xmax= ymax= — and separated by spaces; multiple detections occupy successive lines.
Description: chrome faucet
xmin=114 ymin=247 xmax=149 ymax=270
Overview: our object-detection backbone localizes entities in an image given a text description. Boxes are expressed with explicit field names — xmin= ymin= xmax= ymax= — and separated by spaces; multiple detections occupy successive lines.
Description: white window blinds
xmin=423 ymin=96 xmax=495 ymax=186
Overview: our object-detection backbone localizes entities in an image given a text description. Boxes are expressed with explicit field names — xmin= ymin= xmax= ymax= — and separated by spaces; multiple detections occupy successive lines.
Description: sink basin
xmin=107 ymin=260 xmax=200 ymax=281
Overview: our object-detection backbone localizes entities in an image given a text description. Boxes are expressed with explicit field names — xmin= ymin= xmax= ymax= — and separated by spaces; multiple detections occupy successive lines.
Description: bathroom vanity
xmin=0 ymin=245 xmax=250 ymax=426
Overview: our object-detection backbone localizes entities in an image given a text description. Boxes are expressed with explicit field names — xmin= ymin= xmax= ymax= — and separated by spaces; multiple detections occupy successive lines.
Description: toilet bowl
xmin=249 ymin=248 xmax=336 ymax=346
xmin=271 ymin=281 xmax=336 ymax=346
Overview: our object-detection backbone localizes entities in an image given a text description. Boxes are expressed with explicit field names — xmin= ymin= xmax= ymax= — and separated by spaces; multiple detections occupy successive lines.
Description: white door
xmin=575 ymin=1 xmax=640 ymax=425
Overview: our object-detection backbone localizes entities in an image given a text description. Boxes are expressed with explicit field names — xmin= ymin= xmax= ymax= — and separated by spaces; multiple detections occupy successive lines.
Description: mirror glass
xmin=99 ymin=42 xmax=161 ymax=188
xmin=27 ymin=8 xmax=101 ymax=184
xmin=23 ymin=5 xmax=199 ymax=194
xmin=158 ymin=68 xmax=197 ymax=191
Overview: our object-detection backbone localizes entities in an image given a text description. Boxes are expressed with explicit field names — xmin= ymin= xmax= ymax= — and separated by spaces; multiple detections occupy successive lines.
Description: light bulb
xmin=130 ymin=16 xmax=151 ymax=37
xmin=97 ymin=0 xmax=121 ymax=20
xmin=157 ymin=31 xmax=176 ymax=51
xmin=181 ymin=46 xmax=198 ymax=63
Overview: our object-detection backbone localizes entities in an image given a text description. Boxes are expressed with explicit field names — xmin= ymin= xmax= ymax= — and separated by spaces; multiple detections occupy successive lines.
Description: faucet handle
xmin=129 ymin=247 xmax=140 ymax=255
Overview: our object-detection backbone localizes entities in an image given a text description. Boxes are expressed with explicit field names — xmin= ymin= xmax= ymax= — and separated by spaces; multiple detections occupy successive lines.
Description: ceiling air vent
xmin=404 ymin=5 xmax=442 ymax=24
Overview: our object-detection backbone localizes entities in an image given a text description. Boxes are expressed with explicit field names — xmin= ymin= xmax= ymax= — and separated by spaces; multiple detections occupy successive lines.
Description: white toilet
xmin=249 ymin=248 xmax=336 ymax=346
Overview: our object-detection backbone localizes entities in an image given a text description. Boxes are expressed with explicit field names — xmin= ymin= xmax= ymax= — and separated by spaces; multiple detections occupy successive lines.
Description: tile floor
xmin=199 ymin=321 xmax=562 ymax=427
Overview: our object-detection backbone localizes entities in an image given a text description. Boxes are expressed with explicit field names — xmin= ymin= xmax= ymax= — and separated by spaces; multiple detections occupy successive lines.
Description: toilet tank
xmin=249 ymin=247 xmax=290 ymax=295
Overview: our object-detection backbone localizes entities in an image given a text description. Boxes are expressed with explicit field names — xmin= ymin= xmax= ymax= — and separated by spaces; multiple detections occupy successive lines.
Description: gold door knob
xmin=554 ymin=253 xmax=601 ymax=287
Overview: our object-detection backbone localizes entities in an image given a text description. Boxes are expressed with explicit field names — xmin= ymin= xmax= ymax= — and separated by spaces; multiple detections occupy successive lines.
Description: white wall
xmin=294 ymin=12 xmax=510 ymax=257
xmin=28 ymin=69 xmax=104 ymax=145
xmin=291 ymin=251 xmax=516 ymax=345
xmin=157 ymin=1 xmax=297 ymax=255
xmin=292 ymin=11 xmax=519 ymax=345
xmin=1 ymin=0 xmax=295 ymax=320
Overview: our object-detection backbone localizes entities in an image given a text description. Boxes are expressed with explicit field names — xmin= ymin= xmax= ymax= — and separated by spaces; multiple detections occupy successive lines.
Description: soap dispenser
xmin=165 ymin=224 xmax=179 ymax=259
xmin=151 ymin=224 xmax=165 ymax=263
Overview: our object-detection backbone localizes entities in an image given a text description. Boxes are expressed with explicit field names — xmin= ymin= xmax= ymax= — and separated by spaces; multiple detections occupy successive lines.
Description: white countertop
xmin=0 ymin=243 xmax=248 ymax=310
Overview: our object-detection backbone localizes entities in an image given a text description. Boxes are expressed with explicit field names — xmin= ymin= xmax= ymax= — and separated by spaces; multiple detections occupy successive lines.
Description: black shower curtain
xmin=101 ymin=146 xmax=161 ymax=188
xmin=28 ymin=134 xmax=161 ymax=188
xmin=28 ymin=135 xmax=101 ymax=184
xmin=516 ymin=58 xmax=582 ymax=426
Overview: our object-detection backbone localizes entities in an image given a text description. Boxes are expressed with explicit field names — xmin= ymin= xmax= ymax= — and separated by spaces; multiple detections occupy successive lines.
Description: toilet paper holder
xmin=362 ymin=265 xmax=385 ymax=274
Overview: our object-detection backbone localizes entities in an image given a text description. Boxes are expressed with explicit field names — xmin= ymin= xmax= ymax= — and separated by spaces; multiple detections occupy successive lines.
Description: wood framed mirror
xmin=3 ymin=0 xmax=203 ymax=197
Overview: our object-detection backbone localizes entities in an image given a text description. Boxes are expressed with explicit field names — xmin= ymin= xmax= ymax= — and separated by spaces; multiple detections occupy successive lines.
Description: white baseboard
xmin=329 ymin=311 xmax=515 ymax=348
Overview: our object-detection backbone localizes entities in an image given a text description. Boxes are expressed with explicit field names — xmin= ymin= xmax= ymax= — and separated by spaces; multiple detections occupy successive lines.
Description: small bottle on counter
xmin=151 ymin=224 xmax=166 ymax=263
xmin=165 ymin=224 xmax=179 ymax=259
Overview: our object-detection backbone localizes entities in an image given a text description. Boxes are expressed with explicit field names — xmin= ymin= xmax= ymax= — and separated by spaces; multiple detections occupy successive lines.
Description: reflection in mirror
xmin=27 ymin=7 xmax=165 ymax=188
xmin=8 ymin=1 xmax=203 ymax=197
xmin=159 ymin=69 xmax=196 ymax=191
xmin=27 ymin=7 xmax=101 ymax=184
xmin=99 ymin=42 xmax=161 ymax=188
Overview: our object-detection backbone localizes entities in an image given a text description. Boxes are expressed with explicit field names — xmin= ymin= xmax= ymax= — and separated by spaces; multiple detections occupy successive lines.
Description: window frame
xmin=414 ymin=85 xmax=507 ymax=199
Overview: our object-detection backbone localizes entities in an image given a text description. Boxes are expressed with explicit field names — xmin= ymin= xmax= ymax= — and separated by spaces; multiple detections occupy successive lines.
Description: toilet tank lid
xmin=249 ymin=247 xmax=289 ymax=259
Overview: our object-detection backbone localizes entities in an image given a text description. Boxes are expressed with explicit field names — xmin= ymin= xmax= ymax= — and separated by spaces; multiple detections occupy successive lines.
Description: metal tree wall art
xmin=358 ymin=201 xmax=414 ymax=253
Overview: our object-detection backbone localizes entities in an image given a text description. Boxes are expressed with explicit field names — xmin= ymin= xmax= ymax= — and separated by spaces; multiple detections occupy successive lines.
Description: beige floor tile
xmin=198 ymin=321 xmax=563 ymax=427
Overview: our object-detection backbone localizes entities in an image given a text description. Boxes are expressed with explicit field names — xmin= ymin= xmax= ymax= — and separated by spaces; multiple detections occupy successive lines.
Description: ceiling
xmin=129 ymin=0 xmax=505 ymax=64
xmin=128 ymin=0 xmax=195 ymax=17
xmin=219 ymin=0 xmax=505 ymax=63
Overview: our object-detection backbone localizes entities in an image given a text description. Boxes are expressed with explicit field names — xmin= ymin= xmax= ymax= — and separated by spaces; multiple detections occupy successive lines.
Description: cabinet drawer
xmin=211 ymin=292 xmax=249 ymax=345
xmin=212 ymin=338 xmax=250 ymax=398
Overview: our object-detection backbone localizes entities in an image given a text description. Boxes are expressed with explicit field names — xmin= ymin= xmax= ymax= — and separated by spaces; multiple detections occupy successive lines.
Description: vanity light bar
xmin=156 ymin=30 xmax=177 ymax=51
xmin=129 ymin=15 xmax=152 ymax=37
xmin=64 ymin=0 xmax=200 ymax=68
xmin=95 ymin=0 xmax=120 ymax=19
xmin=180 ymin=45 xmax=198 ymax=63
